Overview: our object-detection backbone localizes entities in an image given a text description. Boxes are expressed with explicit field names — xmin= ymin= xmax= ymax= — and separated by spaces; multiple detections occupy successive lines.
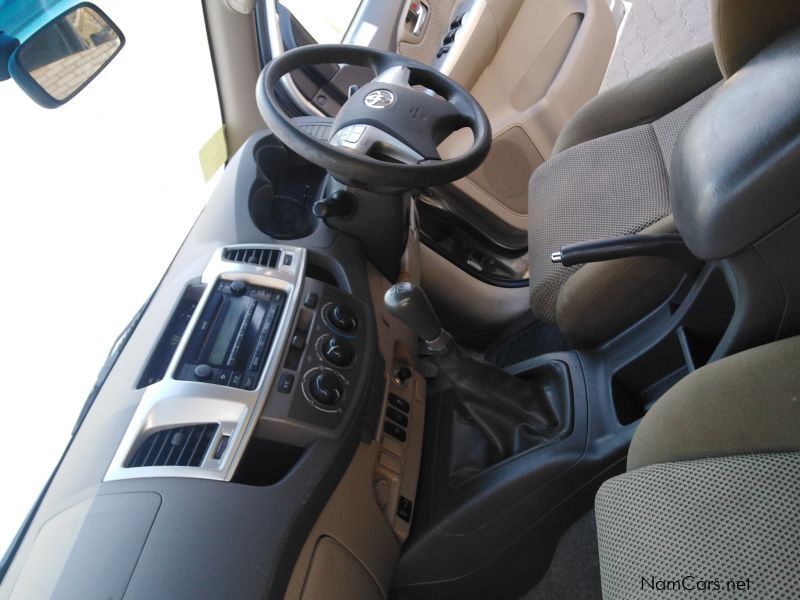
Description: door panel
xmin=431 ymin=0 xmax=524 ymax=89
xmin=396 ymin=0 xmax=457 ymax=65
xmin=437 ymin=0 xmax=617 ymax=241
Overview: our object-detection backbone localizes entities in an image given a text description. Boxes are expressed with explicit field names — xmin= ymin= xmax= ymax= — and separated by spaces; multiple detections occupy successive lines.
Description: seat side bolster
xmin=553 ymin=44 xmax=721 ymax=155
xmin=627 ymin=335 xmax=800 ymax=472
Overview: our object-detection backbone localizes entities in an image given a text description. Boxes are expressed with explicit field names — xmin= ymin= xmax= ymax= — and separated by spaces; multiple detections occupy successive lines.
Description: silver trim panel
xmin=104 ymin=244 xmax=307 ymax=483
xmin=330 ymin=123 xmax=424 ymax=164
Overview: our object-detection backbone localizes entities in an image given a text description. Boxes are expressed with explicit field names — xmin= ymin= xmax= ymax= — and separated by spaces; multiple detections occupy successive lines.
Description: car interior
xmin=1 ymin=0 xmax=799 ymax=599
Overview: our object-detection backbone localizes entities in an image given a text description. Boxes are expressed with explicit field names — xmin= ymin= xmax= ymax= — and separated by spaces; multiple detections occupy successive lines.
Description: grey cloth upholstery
xmin=555 ymin=44 xmax=721 ymax=154
xmin=628 ymin=335 xmax=800 ymax=471
xmin=596 ymin=336 xmax=800 ymax=599
xmin=595 ymin=452 xmax=800 ymax=599
xmin=528 ymin=85 xmax=717 ymax=324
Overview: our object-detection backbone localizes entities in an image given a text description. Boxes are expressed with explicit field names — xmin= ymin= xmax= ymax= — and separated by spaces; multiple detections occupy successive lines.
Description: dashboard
xmin=105 ymin=245 xmax=370 ymax=485
xmin=0 ymin=131 xmax=424 ymax=600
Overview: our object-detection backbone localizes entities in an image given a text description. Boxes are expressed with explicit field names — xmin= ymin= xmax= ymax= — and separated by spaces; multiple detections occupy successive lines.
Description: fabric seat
xmin=594 ymin=336 xmax=800 ymax=599
xmin=527 ymin=0 xmax=800 ymax=348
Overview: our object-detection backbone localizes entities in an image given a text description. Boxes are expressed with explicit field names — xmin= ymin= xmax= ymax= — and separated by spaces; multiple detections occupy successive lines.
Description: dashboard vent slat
xmin=223 ymin=246 xmax=280 ymax=268
xmin=126 ymin=424 xmax=218 ymax=468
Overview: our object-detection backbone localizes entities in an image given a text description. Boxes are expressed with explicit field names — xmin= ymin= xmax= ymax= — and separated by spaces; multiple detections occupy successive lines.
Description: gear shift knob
xmin=384 ymin=282 xmax=443 ymax=342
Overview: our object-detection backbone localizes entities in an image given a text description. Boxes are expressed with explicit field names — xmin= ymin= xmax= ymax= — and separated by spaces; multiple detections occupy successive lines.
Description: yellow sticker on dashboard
xmin=199 ymin=125 xmax=228 ymax=182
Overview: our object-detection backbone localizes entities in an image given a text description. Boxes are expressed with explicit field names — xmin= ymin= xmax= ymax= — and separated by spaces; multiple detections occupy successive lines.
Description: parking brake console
xmin=384 ymin=283 xmax=571 ymax=464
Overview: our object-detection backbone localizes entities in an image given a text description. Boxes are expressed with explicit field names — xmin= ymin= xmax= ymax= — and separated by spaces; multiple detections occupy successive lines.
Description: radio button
xmin=291 ymin=334 xmax=306 ymax=350
xmin=278 ymin=372 xmax=295 ymax=394
xmin=230 ymin=371 xmax=243 ymax=388
xmin=194 ymin=364 xmax=212 ymax=380
xmin=303 ymin=292 xmax=318 ymax=308
xmin=230 ymin=280 xmax=247 ymax=295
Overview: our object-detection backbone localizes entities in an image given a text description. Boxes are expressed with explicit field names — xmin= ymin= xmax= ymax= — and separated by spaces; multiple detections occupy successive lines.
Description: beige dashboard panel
xmin=300 ymin=536 xmax=384 ymax=600
xmin=284 ymin=442 xmax=400 ymax=599
xmin=440 ymin=0 xmax=616 ymax=235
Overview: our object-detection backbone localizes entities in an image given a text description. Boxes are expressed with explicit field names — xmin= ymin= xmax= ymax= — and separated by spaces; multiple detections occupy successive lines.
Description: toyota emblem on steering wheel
xmin=364 ymin=89 xmax=396 ymax=109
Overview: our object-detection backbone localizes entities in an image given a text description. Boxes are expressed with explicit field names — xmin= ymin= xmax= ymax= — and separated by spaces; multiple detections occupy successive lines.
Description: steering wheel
xmin=257 ymin=44 xmax=492 ymax=190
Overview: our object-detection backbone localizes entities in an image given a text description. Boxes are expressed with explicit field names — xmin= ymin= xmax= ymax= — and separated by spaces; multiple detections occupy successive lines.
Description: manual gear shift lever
xmin=384 ymin=282 xmax=448 ymax=347
xmin=384 ymin=283 xmax=571 ymax=471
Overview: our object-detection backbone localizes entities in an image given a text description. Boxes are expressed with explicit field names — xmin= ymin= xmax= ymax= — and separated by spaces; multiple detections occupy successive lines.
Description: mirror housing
xmin=7 ymin=2 xmax=124 ymax=108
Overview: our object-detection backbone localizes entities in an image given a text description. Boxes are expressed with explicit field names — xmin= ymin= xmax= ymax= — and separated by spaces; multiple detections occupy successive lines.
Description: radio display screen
xmin=207 ymin=303 xmax=243 ymax=366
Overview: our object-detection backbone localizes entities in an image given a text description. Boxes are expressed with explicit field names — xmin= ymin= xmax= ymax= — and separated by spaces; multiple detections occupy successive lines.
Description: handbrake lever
xmin=551 ymin=233 xmax=701 ymax=271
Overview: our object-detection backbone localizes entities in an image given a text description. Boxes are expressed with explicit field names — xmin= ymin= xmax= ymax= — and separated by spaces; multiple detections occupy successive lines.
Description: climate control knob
xmin=322 ymin=335 xmax=355 ymax=368
xmin=328 ymin=303 xmax=359 ymax=334
xmin=309 ymin=371 xmax=344 ymax=407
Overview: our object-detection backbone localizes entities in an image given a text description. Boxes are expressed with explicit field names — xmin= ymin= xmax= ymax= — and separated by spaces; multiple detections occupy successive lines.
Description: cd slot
xmin=175 ymin=279 xmax=287 ymax=391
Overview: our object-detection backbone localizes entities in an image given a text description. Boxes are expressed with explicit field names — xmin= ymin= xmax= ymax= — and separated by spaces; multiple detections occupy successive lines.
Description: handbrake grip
xmin=551 ymin=233 xmax=700 ymax=271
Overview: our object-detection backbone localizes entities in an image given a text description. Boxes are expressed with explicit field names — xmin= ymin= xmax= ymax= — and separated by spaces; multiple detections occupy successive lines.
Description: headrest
xmin=712 ymin=0 xmax=800 ymax=77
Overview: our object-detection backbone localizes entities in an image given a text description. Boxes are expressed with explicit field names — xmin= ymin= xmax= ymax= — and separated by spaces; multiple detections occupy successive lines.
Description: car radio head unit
xmin=174 ymin=279 xmax=286 ymax=391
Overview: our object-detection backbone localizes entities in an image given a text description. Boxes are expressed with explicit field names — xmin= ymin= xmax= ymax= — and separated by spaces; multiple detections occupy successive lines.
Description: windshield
xmin=279 ymin=0 xmax=361 ymax=44
xmin=0 ymin=0 xmax=222 ymax=563
xmin=0 ymin=0 xmax=73 ymax=38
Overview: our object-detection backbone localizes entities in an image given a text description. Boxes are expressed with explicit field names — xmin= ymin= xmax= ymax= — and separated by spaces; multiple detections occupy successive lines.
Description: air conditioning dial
xmin=304 ymin=368 xmax=346 ymax=410
xmin=320 ymin=335 xmax=355 ymax=368
xmin=327 ymin=303 xmax=359 ymax=334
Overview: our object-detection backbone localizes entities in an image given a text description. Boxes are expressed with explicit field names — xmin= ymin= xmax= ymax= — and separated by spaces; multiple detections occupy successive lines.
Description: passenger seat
xmin=594 ymin=336 xmax=800 ymax=598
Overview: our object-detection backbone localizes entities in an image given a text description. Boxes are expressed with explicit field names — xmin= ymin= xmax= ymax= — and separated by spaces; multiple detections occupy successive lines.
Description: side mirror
xmin=7 ymin=3 xmax=124 ymax=108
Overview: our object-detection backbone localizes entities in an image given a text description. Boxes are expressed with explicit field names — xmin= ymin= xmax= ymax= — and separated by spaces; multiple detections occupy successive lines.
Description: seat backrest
xmin=712 ymin=0 xmax=800 ymax=77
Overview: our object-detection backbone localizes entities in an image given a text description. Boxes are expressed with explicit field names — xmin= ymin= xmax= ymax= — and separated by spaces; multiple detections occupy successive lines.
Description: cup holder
xmin=249 ymin=183 xmax=315 ymax=240
xmin=254 ymin=143 xmax=287 ymax=185
xmin=249 ymin=137 xmax=327 ymax=239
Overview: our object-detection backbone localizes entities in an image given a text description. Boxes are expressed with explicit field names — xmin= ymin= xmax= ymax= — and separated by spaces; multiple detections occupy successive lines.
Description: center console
xmin=105 ymin=243 xmax=370 ymax=484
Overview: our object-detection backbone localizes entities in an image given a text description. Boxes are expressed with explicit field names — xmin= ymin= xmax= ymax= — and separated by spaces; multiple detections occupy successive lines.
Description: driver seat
xmin=527 ymin=0 xmax=800 ymax=347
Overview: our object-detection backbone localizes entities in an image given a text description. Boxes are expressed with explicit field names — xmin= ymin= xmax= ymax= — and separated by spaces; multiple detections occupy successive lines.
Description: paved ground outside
xmin=603 ymin=0 xmax=712 ymax=89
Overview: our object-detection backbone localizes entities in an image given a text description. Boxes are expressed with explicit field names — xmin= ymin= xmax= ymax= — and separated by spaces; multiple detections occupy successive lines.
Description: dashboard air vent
xmin=223 ymin=247 xmax=280 ymax=268
xmin=126 ymin=424 xmax=218 ymax=468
